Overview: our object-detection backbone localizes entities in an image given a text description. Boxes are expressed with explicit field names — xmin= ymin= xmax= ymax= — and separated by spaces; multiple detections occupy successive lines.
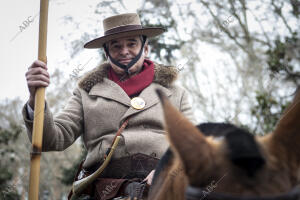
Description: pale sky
xmin=0 ymin=0 xmax=251 ymax=123
xmin=0 ymin=0 xmax=142 ymax=103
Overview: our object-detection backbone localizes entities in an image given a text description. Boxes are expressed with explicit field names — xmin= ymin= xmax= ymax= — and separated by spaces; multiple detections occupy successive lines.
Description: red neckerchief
xmin=108 ymin=59 xmax=155 ymax=97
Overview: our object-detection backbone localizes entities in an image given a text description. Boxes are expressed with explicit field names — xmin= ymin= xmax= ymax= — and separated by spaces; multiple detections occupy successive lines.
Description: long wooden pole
xmin=29 ymin=0 xmax=49 ymax=199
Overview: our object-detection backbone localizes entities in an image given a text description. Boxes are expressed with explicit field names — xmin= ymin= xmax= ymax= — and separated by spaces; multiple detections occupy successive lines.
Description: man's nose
xmin=120 ymin=46 xmax=130 ymax=55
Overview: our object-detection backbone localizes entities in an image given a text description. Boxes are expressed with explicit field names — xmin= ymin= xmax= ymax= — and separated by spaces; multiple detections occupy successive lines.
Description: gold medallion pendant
xmin=131 ymin=97 xmax=146 ymax=110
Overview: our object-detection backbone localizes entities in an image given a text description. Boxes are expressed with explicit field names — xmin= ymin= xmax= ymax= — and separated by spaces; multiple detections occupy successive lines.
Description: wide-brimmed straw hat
xmin=84 ymin=13 xmax=165 ymax=49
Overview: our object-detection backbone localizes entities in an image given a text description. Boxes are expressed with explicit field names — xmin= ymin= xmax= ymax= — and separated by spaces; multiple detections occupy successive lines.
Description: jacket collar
xmin=88 ymin=79 xmax=172 ymax=121
xmin=78 ymin=61 xmax=178 ymax=93
xmin=78 ymin=62 xmax=177 ymax=121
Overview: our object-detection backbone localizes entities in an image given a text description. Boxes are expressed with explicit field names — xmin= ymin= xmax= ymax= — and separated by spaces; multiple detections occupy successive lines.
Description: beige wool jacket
xmin=22 ymin=62 xmax=196 ymax=169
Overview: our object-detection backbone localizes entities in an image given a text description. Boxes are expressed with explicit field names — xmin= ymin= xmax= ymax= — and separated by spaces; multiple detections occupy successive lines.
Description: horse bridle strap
xmin=185 ymin=185 xmax=300 ymax=200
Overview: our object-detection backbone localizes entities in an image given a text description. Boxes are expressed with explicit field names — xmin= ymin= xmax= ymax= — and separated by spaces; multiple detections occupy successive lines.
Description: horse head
xmin=149 ymin=88 xmax=300 ymax=200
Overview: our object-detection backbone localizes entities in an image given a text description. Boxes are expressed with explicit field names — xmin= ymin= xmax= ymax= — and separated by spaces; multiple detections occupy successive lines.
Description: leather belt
xmin=84 ymin=153 xmax=159 ymax=179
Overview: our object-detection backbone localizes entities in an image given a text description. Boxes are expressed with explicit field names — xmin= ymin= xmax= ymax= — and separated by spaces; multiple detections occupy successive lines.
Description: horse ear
xmin=156 ymin=90 xmax=213 ymax=176
xmin=272 ymin=87 xmax=300 ymax=157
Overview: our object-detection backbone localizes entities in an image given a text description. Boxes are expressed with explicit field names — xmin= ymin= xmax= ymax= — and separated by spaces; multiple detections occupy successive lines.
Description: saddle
xmin=68 ymin=153 xmax=159 ymax=200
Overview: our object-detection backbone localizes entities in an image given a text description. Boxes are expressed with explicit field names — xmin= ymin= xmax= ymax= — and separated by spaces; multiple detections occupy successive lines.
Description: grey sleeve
xmin=22 ymin=87 xmax=84 ymax=151
xmin=180 ymin=89 xmax=197 ymax=125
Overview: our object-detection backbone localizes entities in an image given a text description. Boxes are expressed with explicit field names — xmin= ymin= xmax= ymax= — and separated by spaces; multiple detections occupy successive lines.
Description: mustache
xmin=118 ymin=57 xmax=133 ymax=60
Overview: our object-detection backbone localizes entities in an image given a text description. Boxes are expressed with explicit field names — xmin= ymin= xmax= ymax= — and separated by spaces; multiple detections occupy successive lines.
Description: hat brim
xmin=84 ymin=27 xmax=165 ymax=49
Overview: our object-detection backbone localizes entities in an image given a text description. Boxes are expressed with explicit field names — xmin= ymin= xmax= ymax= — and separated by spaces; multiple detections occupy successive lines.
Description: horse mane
xmin=196 ymin=122 xmax=242 ymax=137
xmin=151 ymin=122 xmax=246 ymax=186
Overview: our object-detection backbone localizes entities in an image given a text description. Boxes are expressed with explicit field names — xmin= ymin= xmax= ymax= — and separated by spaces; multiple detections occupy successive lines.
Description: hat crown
xmin=84 ymin=13 xmax=165 ymax=48
xmin=103 ymin=13 xmax=141 ymax=32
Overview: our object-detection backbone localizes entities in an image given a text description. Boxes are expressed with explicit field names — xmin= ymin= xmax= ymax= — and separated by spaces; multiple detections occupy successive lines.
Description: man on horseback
xmin=23 ymin=13 xmax=195 ymax=199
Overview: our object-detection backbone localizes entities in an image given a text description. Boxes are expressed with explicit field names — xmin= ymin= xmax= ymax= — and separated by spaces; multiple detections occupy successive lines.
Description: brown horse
xmin=149 ymin=88 xmax=300 ymax=200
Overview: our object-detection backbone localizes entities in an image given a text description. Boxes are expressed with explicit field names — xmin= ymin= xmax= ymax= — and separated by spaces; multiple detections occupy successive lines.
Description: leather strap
xmin=68 ymin=118 xmax=130 ymax=200
xmin=104 ymin=118 xmax=129 ymax=159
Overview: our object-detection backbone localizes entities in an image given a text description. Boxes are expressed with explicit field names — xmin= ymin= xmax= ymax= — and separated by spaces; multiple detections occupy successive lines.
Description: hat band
xmin=105 ymin=25 xmax=143 ymax=36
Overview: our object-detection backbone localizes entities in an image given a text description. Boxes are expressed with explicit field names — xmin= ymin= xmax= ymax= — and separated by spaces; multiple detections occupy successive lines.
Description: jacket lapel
xmin=82 ymin=62 xmax=178 ymax=123
xmin=89 ymin=78 xmax=131 ymax=107
xmin=121 ymin=83 xmax=172 ymax=121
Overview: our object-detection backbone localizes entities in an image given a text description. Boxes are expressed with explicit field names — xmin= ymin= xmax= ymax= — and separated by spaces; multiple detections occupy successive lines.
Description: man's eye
xmin=128 ymin=43 xmax=136 ymax=47
xmin=112 ymin=45 xmax=121 ymax=49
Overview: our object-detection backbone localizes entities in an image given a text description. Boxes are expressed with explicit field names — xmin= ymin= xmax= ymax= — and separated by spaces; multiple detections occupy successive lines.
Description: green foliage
xmin=251 ymin=92 xmax=288 ymax=134
xmin=60 ymin=141 xmax=87 ymax=185
xmin=266 ymin=33 xmax=299 ymax=83
xmin=0 ymin=124 xmax=22 ymax=199
xmin=138 ymin=10 xmax=184 ymax=62
xmin=290 ymin=0 xmax=300 ymax=17
xmin=252 ymin=34 xmax=299 ymax=134
xmin=0 ymin=124 xmax=21 ymax=145
xmin=0 ymin=188 xmax=20 ymax=200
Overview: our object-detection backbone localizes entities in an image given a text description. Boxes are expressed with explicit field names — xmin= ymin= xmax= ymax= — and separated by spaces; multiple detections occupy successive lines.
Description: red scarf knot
xmin=108 ymin=59 xmax=155 ymax=97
